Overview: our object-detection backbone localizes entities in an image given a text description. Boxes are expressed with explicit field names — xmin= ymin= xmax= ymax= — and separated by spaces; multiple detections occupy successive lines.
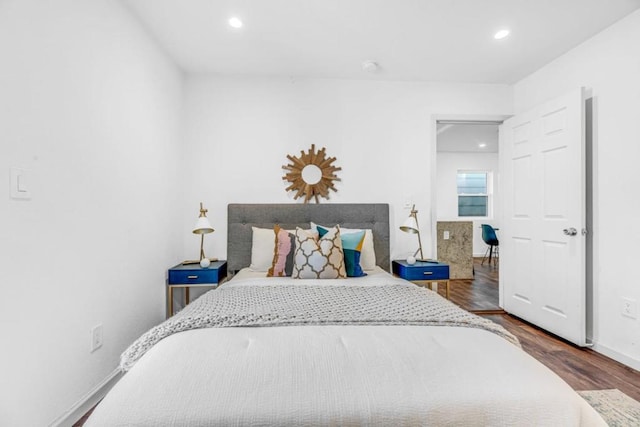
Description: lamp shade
xmin=399 ymin=205 xmax=425 ymax=261
xmin=400 ymin=216 xmax=419 ymax=234
xmin=193 ymin=216 xmax=214 ymax=234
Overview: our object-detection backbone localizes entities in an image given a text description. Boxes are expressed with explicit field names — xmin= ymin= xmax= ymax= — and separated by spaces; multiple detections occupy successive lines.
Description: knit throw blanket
xmin=121 ymin=284 xmax=520 ymax=371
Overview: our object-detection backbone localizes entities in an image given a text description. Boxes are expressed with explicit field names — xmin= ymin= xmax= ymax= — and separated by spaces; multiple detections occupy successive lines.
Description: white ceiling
xmin=437 ymin=123 xmax=499 ymax=153
xmin=122 ymin=0 xmax=640 ymax=84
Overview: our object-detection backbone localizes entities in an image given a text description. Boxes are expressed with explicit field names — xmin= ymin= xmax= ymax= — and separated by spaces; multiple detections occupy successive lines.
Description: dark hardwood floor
xmin=432 ymin=257 xmax=501 ymax=312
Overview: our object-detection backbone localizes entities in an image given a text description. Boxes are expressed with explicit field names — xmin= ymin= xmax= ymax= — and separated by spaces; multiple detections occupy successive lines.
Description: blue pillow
xmin=317 ymin=225 xmax=366 ymax=277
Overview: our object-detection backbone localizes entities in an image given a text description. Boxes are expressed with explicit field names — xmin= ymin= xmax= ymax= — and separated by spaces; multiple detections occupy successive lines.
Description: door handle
xmin=563 ymin=227 xmax=577 ymax=236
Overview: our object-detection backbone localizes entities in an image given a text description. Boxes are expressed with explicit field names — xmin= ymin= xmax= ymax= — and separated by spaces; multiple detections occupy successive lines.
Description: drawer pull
xmin=423 ymin=272 xmax=433 ymax=275
xmin=187 ymin=275 xmax=198 ymax=279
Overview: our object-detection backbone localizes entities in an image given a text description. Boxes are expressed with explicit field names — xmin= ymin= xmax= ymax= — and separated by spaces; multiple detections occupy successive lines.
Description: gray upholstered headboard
xmin=227 ymin=203 xmax=390 ymax=273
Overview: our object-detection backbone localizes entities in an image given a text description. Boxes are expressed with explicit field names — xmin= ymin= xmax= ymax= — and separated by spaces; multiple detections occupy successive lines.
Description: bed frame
xmin=227 ymin=203 xmax=390 ymax=273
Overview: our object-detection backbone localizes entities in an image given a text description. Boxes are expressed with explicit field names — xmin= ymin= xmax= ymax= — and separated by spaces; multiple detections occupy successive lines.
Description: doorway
xmin=433 ymin=119 xmax=504 ymax=312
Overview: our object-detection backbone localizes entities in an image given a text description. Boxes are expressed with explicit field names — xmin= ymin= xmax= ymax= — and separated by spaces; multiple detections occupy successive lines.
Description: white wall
xmin=513 ymin=10 xmax=640 ymax=369
xmin=0 ymin=1 xmax=633 ymax=423
xmin=181 ymin=76 xmax=512 ymax=262
xmin=0 ymin=1 xmax=184 ymax=425
xmin=436 ymin=152 xmax=500 ymax=256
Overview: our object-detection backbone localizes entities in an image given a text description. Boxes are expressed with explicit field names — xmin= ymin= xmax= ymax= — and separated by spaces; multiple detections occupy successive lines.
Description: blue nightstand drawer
xmin=392 ymin=260 xmax=449 ymax=281
xmin=168 ymin=261 xmax=227 ymax=285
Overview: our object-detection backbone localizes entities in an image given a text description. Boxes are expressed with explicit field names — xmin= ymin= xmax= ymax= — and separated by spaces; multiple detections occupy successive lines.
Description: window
xmin=457 ymin=172 xmax=490 ymax=217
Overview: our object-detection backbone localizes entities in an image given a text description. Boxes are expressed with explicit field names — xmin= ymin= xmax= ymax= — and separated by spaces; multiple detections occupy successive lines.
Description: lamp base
xmin=182 ymin=257 xmax=218 ymax=265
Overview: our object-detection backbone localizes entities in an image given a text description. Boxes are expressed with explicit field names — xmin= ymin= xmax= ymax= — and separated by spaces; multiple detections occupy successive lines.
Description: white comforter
xmin=87 ymin=269 xmax=605 ymax=426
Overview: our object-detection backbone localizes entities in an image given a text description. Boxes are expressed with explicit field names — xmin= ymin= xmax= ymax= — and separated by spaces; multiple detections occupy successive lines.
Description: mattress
xmin=86 ymin=270 xmax=605 ymax=426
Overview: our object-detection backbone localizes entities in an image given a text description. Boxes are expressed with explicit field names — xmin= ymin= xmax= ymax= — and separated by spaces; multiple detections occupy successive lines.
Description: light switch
xmin=17 ymin=173 xmax=28 ymax=192
xmin=10 ymin=167 xmax=31 ymax=200
xmin=444 ymin=230 xmax=450 ymax=240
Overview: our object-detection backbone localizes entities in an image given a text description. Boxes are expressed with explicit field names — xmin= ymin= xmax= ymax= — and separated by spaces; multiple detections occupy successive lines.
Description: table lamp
xmin=184 ymin=202 xmax=217 ymax=266
xmin=400 ymin=204 xmax=426 ymax=262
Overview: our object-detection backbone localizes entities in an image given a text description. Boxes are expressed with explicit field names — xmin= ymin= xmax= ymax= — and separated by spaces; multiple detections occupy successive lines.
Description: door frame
xmin=430 ymin=114 xmax=511 ymax=307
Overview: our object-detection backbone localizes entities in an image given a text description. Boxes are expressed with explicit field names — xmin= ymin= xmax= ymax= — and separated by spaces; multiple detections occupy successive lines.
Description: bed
xmin=86 ymin=203 xmax=604 ymax=426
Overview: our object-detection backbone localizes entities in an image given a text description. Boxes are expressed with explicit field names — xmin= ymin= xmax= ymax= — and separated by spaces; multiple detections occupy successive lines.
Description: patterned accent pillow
xmin=292 ymin=226 xmax=346 ymax=279
xmin=267 ymin=225 xmax=294 ymax=277
xmin=317 ymin=226 xmax=366 ymax=277
xmin=312 ymin=222 xmax=376 ymax=270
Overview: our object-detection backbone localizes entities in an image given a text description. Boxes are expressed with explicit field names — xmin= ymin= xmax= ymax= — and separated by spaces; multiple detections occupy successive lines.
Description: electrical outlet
xmin=622 ymin=298 xmax=637 ymax=319
xmin=444 ymin=231 xmax=450 ymax=240
xmin=90 ymin=324 xmax=103 ymax=353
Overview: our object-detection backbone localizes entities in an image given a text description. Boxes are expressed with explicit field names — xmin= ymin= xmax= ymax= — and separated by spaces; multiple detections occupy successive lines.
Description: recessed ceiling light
xmin=494 ymin=29 xmax=510 ymax=40
xmin=478 ymin=143 xmax=487 ymax=148
xmin=228 ymin=17 xmax=243 ymax=29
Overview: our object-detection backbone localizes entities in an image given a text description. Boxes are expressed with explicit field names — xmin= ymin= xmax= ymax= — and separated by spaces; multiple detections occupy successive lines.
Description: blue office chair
xmin=481 ymin=224 xmax=499 ymax=266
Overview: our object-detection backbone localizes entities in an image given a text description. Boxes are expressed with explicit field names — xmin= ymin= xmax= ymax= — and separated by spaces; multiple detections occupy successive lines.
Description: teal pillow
xmin=317 ymin=225 xmax=366 ymax=277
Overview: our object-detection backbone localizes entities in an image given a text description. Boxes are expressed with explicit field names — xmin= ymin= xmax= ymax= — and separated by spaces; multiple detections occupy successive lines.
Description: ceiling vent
xmin=362 ymin=60 xmax=379 ymax=73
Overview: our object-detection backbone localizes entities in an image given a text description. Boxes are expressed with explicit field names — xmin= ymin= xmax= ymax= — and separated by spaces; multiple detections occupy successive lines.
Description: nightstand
xmin=167 ymin=261 xmax=227 ymax=318
xmin=392 ymin=260 xmax=450 ymax=299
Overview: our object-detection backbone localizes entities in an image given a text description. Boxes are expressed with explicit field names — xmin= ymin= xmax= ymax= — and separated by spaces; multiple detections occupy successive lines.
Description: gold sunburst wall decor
xmin=282 ymin=144 xmax=341 ymax=203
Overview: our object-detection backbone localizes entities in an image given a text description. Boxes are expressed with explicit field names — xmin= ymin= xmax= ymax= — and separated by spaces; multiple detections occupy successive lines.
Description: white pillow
xmin=311 ymin=222 xmax=376 ymax=271
xmin=250 ymin=227 xmax=276 ymax=271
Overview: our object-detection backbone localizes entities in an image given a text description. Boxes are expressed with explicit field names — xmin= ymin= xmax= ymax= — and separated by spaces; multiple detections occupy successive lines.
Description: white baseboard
xmin=49 ymin=368 xmax=122 ymax=427
xmin=593 ymin=343 xmax=640 ymax=371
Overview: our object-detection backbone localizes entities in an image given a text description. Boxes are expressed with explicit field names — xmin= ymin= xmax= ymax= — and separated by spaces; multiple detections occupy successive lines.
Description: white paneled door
xmin=500 ymin=88 xmax=587 ymax=346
